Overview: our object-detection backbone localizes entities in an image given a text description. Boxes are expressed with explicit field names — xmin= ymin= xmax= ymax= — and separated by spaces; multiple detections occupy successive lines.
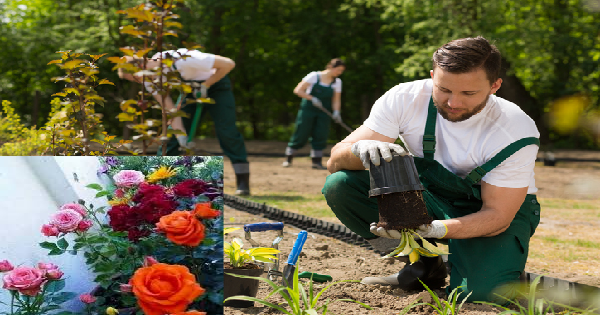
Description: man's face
xmin=430 ymin=67 xmax=502 ymax=122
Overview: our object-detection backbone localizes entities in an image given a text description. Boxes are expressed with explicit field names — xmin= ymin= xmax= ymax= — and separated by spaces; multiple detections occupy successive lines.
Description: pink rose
xmin=50 ymin=209 xmax=83 ymax=232
xmin=0 ymin=260 xmax=13 ymax=272
xmin=41 ymin=224 xmax=60 ymax=237
xmin=2 ymin=267 xmax=47 ymax=296
xmin=77 ymin=219 xmax=93 ymax=232
xmin=143 ymin=256 xmax=159 ymax=267
xmin=59 ymin=203 xmax=87 ymax=217
xmin=38 ymin=263 xmax=63 ymax=280
xmin=113 ymin=170 xmax=145 ymax=188
xmin=79 ymin=293 xmax=97 ymax=304
xmin=120 ymin=283 xmax=133 ymax=292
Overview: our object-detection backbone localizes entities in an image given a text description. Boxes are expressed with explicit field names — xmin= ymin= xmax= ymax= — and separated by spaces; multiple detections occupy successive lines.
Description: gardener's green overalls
xmin=288 ymin=74 xmax=335 ymax=156
xmin=322 ymin=97 xmax=541 ymax=303
xmin=158 ymin=74 xmax=249 ymax=173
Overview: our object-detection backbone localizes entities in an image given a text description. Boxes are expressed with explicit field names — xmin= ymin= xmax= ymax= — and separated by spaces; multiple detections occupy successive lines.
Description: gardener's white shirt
xmin=302 ymin=71 xmax=343 ymax=94
xmin=364 ymin=79 xmax=540 ymax=193
xmin=152 ymin=49 xmax=216 ymax=81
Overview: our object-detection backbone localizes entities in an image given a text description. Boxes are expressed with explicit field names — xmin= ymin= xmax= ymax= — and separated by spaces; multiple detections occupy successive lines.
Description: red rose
xmin=173 ymin=179 xmax=208 ymax=197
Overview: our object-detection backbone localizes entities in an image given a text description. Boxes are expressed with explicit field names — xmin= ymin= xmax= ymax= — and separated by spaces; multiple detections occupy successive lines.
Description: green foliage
xmin=400 ymin=280 xmax=472 ymax=315
xmin=224 ymin=262 xmax=371 ymax=315
xmin=0 ymin=100 xmax=49 ymax=155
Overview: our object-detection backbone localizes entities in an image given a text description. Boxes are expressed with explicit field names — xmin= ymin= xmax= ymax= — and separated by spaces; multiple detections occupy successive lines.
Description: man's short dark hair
xmin=432 ymin=36 xmax=501 ymax=83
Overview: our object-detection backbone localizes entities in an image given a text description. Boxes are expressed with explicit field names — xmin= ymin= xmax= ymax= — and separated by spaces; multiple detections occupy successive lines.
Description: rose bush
xmin=38 ymin=156 xmax=224 ymax=315
xmin=0 ymin=261 xmax=76 ymax=315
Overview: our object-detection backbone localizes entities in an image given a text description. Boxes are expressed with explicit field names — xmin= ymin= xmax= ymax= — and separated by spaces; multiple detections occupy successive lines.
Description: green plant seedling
xmin=400 ymin=279 xmax=472 ymax=315
xmin=224 ymin=262 xmax=371 ymax=315
xmin=475 ymin=274 xmax=597 ymax=315
xmin=224 ymin=235 xmax=280 ymax=268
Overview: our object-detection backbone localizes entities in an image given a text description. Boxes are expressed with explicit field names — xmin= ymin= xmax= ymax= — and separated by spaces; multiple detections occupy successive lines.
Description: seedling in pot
xmin=369 ymin=154 xmax=449 ymax=264
xmin=224 ymin=262 xmax=372 ymax=315
xmin=224 ymin=227 xmax=280 ymax=268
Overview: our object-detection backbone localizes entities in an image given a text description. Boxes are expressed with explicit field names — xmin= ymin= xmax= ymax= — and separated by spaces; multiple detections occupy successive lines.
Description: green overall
xmin=322 ymin=97 xmax=541 ymax=302
xmin=158 ymin=75 xmax=248 ymax=165
xmin=288 ymin=74 xmax=335 ymax=151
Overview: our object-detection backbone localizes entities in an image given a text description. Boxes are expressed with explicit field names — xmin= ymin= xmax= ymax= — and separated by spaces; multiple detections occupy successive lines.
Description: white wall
xmin=0 ymin=157 xmax=110 ymax=311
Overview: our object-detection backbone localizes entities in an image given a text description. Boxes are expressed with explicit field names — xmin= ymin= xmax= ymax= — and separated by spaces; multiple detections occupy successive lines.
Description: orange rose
xmin=156 ymin=211 xmax=205 ymax=246
xmin=170 ymin=311 xmax=207 ymax=315
xmin=130 ymin=263 xmax=205 ymax=315
xmin=193 ymin=203 xmax=221 ymax=220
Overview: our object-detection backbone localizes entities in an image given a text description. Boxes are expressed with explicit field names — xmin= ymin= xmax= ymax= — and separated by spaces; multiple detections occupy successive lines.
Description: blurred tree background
xmin=1 ymin=0 xmax=600 ymax=149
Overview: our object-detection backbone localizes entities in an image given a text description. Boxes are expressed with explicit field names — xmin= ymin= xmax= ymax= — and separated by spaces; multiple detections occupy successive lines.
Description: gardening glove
xmin=311 ymin=96 xmax=324 ymax=110
xmin=351 ymin=140 xmax=407 ymax=170
xmin=414 ymin=220 xmax=448 ymax=239
xmin=369 ymin=222 xmax=404 ymax=239
xmin=332 ymin=110 xmax=342 ymax=123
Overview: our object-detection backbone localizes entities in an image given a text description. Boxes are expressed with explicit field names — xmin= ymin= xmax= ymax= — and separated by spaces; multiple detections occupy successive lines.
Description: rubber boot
xmin=282 ymin=155 xmax=293 ymax=168
xmin=235 ymin=173 xmax=250 ymax=196
xmin=311 ymin=157 xmax=327 ymax=170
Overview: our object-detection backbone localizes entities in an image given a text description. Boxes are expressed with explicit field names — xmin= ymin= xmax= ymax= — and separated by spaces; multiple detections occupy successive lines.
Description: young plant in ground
xmin=110 ymin=0 xmax=205 ymax=155
xmin=383 ymin=230 xmax=449 ymax=264
xmin=224 ymin=234 xmax=280 ymax=268
xmin=224 ymin=262 xmax=371 ymax=315
xmin=400 ymin=280 xmax=472 ymax=315
xmin=476 ymin=274 xmax=596 ymax=315
xmin=47 ymin=51 xmax=130 ymax=155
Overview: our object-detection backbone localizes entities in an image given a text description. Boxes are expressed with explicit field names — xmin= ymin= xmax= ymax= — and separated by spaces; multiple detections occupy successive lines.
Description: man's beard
xmin=433 ymin=94 xmax=490 ymax=122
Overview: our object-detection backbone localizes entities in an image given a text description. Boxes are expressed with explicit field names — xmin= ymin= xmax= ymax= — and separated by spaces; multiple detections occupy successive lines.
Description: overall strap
xmin=422 ymin=96 xmax=437 ymax=160
xmin=465 ymin=137 xmax=540 ymax=185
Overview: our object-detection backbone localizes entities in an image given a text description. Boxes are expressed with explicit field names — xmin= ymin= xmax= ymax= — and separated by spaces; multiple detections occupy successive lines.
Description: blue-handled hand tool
xmin=282 ymin=230 xmax=307 ymax=288
xmin=244 ymin=222 xmax=284 ymax=280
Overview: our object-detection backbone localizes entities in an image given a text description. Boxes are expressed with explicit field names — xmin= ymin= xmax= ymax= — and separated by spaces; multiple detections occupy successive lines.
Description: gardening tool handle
xmin=244 ymin=222 xmax=284 ymax=232
xmin=287 ymin=230 xmax=307 ymax=266
xmin=314 ymin=105 xmax=353 ymax=133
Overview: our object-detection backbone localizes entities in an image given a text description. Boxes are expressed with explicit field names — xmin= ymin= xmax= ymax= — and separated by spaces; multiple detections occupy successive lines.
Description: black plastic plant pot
xmin=223 ymin=265 xmax=264 ymax=308
xmin=369 ymin=154 xmax=432 ymax=231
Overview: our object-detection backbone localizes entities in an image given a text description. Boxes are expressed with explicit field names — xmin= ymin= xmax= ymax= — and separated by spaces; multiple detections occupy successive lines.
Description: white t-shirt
xmin=144 ymin=49 xmax=216 ymax=94
xmin=152 ymin=49 xmax=216 ymax=81
xmin=364 ymin=79 xmax=540 ymax=194
xmin=302 ymin=71 xmax=343 ymax=93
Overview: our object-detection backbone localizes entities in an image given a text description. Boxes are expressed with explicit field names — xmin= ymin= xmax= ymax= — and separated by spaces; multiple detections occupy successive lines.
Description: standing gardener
xmin=118 ymin=48 xmax=251 ymax=195
xmin=282 ymin=58 xmax=346 ymax=169
xmin=322 ymin=37 xmax=541 ymax=303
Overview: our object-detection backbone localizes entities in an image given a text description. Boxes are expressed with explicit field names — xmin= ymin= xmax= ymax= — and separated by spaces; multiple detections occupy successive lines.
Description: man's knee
xmin=322 ymin=171 xmax=353 ymax=201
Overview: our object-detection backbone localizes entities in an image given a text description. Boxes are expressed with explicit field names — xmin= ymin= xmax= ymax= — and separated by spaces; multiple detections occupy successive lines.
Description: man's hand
xmin=369 ymin=220 xmax=448 ymax=239
xmin=350 ymin=140 xmax=407 ymax=170
xmin=414 ymin=221 xmax=448 ymax=239
xmin=369 ymin=223 xmax=403 ymax=239
xmin=332 ymin=110 xmax=342 ymax=123
xmin=311 ymin=96 xmax=324 ymax=110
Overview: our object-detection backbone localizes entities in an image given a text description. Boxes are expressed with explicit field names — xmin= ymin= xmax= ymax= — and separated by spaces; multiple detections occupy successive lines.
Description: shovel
xmin=282 ymin=230 xmax=308 ymax=289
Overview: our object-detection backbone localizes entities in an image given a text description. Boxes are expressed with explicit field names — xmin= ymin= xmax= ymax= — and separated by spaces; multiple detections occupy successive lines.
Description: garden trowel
xmin=282 ymin=230 xmax=308 ymax=288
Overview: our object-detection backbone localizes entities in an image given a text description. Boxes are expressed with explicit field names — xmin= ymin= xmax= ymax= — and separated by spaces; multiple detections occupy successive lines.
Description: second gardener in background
xmin=118 ymin=48 xmax=251 ymax=195
xmin=282 ymin=58 xmax=346 ymax=169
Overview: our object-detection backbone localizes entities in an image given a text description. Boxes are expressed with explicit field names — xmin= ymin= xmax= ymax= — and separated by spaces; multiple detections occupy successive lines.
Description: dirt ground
xmin=207 ymin=139 xmax=600 ymax=314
